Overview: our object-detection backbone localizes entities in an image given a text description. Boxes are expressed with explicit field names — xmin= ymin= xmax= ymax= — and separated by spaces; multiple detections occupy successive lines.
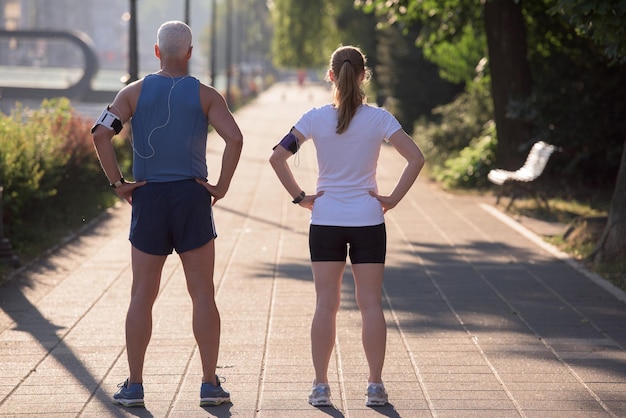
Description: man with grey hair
xmin=157 ymin=20 xmax=192 ymax=57
xmin=92 ymin=20 xmax=242 ymax=408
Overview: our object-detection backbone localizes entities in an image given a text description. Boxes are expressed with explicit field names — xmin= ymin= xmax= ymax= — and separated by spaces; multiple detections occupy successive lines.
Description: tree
xmin=551 ymin=0 xmax=626 ymax=63
xmin=483 ymin=0 xmax=532 ymax=169
xmin=333 ymin=0 xmax=380 ymax=95
xmin=361 ymin=0 xmax=626 ymax=263
xmin=551 ymin=0 xmax=626 ymax=263
xmin=375 ymin=23 xmax=461 ymax=134
xmin=358 ymin=0 xmax=533 ymax=169
xmin=269 ymin=0 xmax=334 ymax=68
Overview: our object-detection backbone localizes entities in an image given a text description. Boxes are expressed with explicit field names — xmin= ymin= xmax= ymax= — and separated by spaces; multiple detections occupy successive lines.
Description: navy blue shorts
xmin=130 ymin=179 xmax=216 ymax=255
xmin=309 ymin=223 xmax=386 ymax=264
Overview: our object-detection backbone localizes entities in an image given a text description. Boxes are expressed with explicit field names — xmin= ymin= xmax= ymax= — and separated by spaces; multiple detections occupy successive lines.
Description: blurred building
xmin=0 ymin=0 xmax=127 ymax=70
xmin=0 ymin=1 xmax=272 ymax=101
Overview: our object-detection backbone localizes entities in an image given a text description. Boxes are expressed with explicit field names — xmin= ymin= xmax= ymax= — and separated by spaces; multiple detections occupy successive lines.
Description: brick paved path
xmin=1 ymin=83 xmax=625 ymax=417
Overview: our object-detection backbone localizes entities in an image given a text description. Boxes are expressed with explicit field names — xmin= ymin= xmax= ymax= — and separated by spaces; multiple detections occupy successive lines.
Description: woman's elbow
xmin=269 ymin=152 xmax=280 ymax=168
xmin=417 ymin=153 xmax=426 ymax=168
xmin=409 ymin=151 xmax=425 ymax=169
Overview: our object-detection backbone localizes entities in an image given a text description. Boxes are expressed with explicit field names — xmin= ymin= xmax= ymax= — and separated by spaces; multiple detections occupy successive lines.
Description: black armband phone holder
xmin=273 ymin=131 xmax=300 ymax=154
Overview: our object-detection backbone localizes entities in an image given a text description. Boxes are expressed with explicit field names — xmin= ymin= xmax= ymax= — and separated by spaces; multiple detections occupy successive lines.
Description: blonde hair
xmin=328 ymin=46 xmax=371 ymax=134
xmin=157 ymin=21 xmax=192 ymax=58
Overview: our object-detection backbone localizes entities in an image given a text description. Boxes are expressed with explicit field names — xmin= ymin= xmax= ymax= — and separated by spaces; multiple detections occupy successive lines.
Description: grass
xmin=505 ymin=197 xmax=606 ymax=224
xmin=500 ymin=194 xmax=625 ymax=292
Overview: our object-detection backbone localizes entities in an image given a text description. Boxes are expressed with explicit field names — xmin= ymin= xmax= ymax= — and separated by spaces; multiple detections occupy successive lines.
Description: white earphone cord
xmin=131 ymin=74 xmax=189 ymax=159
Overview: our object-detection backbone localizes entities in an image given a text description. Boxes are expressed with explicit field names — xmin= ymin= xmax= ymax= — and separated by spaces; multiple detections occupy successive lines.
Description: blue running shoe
xmin=200 ymin=376 xmax=230 ymax=406
xmin=112 ymin=379 xmax=144 ymax=407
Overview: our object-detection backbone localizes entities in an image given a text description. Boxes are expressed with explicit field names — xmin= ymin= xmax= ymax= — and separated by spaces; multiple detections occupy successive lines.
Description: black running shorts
xmin=309 ymin=223 xmax=386 ymax=264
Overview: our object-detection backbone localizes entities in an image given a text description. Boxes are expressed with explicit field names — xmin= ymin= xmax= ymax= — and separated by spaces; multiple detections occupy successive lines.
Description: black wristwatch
xmin=292 ymin=191 xmax=305 ymax=204
xmin=110 ymin=177 xmax=126 ymax=188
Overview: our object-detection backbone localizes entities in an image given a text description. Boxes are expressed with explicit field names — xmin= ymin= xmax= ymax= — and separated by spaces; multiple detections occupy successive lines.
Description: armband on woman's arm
xmin=272 ymin=131 xmax=300 ymax=154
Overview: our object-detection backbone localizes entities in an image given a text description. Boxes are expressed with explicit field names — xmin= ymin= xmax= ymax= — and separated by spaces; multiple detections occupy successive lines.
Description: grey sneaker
xmin=308 ymin=382 xmax=331 ymax=406
xmin=366 ymin=382 xmax=388 ymax=406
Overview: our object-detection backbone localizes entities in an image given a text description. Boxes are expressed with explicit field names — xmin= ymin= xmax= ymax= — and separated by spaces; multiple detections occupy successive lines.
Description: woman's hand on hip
xmin=369 ymin=191 xmax=397 ymax=214
xmin=298 ymin=191 xmax=324 ymax=210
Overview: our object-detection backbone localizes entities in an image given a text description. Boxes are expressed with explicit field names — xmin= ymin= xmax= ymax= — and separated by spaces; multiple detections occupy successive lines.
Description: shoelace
xmin=312 ymin=385 xmax=330 ymax=397
xmin=367 ymin=385 xmax=386 ymax=397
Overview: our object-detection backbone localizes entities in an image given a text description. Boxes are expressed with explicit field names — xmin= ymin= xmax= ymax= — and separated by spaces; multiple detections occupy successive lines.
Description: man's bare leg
xmin=127 ymin=246 xmax=167 ymax=384
xmin=179 ymin=240 xmax=220 ymax=384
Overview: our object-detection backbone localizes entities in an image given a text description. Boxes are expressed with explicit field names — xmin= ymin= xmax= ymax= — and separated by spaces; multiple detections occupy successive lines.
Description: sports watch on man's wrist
xmin=110 ymin=177 xmax=125 ymax=188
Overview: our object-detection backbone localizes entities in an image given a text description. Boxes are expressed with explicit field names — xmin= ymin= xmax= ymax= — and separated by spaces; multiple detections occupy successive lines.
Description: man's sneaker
xmin=308 ymin=382 xmax=331 ymax=406
xmin=366 ymin=382 xmax=388 ymax=406
xmin=200 ymin=376 xmax=231 ymax=406
xmin=112 ymin=379 xmax=144 ymax=407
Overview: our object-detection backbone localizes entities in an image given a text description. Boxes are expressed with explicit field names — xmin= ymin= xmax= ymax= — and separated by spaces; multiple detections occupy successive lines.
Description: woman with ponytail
xmin=270 ymin=45 xmax=424 ymax=407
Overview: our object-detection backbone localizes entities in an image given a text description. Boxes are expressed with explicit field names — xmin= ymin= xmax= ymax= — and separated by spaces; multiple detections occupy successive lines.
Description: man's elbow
xmin=92 ymin=128 xmax=112 ymax=147
xmin=227 ymin=133 xmax=244 ymax=150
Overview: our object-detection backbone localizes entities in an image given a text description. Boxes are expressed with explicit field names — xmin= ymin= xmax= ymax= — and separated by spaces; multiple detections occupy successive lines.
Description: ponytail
xmin=329 ymin=46 xmax=370 ymax=134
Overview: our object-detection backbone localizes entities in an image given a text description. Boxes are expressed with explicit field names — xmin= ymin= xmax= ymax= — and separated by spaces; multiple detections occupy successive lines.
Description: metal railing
xmin=0 ymin=29 xmax=116 ymax=102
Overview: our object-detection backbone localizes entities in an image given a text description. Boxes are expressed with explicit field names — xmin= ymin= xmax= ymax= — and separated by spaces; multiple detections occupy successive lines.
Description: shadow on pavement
xmin=0 ymin=285 xmax=128 ymax=416
xmin=202 ymin=402 xmax=233 ymax=417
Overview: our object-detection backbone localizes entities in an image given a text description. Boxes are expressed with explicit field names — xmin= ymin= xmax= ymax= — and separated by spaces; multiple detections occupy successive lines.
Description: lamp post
xmin=184 ymin=0 xmax=190 ymax=25
xmin=210 ymin=0 xmax=217 ymax=85
xmin=0 ymin=186 xmax=19 ymax=267
xmin=126 ymin=0 xmax=139 ymax=84
xmin=225 ymin=0 xmax=232 ymax=107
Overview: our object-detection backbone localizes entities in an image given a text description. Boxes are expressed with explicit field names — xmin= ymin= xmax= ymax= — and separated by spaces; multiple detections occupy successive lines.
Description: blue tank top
xmin=131 ymin=74 xmax=208 ymax=182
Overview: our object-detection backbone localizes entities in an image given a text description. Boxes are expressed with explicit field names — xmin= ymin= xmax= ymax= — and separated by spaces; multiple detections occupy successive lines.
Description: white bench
xmin=487 ymin=141 xmax=560 ymax=210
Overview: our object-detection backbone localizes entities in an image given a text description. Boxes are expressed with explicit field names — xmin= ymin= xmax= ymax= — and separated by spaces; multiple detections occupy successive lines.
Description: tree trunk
xmin=594 ymin=137 xmax=626 ymax=263
xmin=483 ymin=0 xmax=532 ymax=170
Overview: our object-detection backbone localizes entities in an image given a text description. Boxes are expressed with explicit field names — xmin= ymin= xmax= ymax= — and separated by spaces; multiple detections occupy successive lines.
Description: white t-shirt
xmin=294 ymin=104 xmax=402 ymax=226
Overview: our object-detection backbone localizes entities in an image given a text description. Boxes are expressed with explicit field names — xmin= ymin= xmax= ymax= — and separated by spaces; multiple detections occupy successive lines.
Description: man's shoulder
xmin=118 ymin=78 xmax=144 ymax=97
xmin=199 ymin=82 xmax=226 ymax=102
xmin=110 ymin=79 xmax=143 ymax=110
xmin=198 ymin=81 xmax=219 ymax=94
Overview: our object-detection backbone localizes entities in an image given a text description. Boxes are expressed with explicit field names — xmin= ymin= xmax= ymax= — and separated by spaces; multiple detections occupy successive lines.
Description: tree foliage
xmin=549 ymin=0 xmax=626 ymax=63
xmin=362 ymin=0 xmax=626 ymax=264
xmin=356 ymin=0 xmax=485 ymax=83
xmin=376 ymin=23 xmax=461 ymax=134
xmin=360 ymin=0 xmax=625 ymax=180
xmin=546 ymin=0 xmax=626 ymax=263
xmin=423 ymin=24 xmax=487 ymax=85
xmin=269 ymin=0 xmax=336 ymax=68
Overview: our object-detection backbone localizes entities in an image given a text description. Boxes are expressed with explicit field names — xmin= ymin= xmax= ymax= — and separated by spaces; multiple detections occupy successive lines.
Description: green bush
xmin=0 ymin=100 xmax=67 ymax=216
xmin=413 ymin=67 xmax=495 ymax=189
xmin=0 ymin=98 xmax=130 ymax=259
xmin=432 ymin=121 xmax=497 ymax=189
xmin=414 ymin=72 xmax=493 ymax=169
